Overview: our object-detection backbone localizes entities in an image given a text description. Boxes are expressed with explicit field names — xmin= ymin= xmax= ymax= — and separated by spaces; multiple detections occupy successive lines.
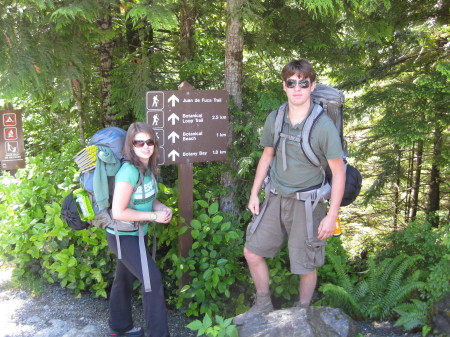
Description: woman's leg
xmin=107 ymin=234 xmax=136 ymax=333
xmin=108 ymin=234 xmax=169 ymax=337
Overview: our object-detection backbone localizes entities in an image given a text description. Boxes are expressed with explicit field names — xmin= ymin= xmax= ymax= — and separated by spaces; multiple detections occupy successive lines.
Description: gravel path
xmin=0 ymin=265 xmax=426 ymax=337
xmin=0 ymin=266 xmax=196 ymax=337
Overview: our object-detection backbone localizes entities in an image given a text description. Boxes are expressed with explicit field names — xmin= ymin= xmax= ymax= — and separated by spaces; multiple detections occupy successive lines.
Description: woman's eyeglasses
xmin=285 ymin=79 xmax=310 ymax=89
xmin=133 ymin=139 xmax=155 ymax=148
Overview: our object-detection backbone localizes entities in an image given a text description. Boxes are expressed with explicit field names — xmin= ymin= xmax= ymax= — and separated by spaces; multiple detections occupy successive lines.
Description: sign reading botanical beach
xmin=146 ymin=88 xmax=228 ymax=165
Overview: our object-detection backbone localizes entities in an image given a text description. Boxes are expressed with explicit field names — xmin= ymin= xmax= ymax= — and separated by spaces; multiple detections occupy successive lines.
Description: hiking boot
xmin=295 ymin=301 xmax=310 ymax=308
xmin=108 ymin=327 xmax=144 ymax=337
xmin=233 ymin=293 xmax=274 ymax=326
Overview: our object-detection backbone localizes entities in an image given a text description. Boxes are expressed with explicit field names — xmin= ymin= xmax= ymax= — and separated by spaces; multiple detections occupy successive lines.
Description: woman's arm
xmin=111 ymin=181 xmax=172 ymax=223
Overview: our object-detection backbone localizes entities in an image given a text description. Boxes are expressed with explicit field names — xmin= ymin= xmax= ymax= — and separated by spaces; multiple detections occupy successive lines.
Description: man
xmin=233 ymin=59 xmax=346 ymax=325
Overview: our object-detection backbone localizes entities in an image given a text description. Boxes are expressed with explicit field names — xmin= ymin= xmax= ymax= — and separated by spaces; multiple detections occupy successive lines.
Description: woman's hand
xmin=152 ymin=200 xmax=173 ymax=223
xmin=153 ymin=207 xmax=172 ymax=224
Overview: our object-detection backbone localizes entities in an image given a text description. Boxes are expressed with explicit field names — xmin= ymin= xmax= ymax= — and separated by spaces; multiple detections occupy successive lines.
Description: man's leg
xmin=299 ymin=269 xmax=317 ymax=306
xmin=244 ymin=247 xmax=270 ymax=294
xmin=233 ymin=248 xmax=274 ymax=325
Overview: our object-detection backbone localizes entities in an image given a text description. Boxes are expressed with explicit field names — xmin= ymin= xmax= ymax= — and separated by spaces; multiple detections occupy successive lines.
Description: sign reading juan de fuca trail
xmin=146 ymin=89 xmax=228 ymax=165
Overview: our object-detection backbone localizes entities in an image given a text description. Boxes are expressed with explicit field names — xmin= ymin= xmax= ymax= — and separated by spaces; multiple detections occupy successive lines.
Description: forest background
xmin=0 ymin=0 xmax=448 ymax=336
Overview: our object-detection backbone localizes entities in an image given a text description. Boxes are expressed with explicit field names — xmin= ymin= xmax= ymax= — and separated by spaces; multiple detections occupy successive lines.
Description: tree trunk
xmin=179 ymin=0 xmax=196 ymax=61
xmin=220 ymin=0 xmax=244 ymax=215
xmin=410 ymin=139 xmax=423 ymax=221
xmin=427 ymin=126 xmax=442 ymax=227
xmin=393 ymin=147 xmax=402 ymax=230
xmin=71 ymin=78 xmax=86 ymax=147
xmin=98 ymin=7 xmax=115 ymax=126
xmin=179 ymin=0 xmax=196 ymax=84
xmin=404 ymin=145 xmax=414 ymax=222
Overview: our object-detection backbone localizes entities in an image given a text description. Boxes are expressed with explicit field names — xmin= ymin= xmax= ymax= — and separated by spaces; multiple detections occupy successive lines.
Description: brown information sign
xmin=146 ymin=89 xmax=228 ymax=165
xmin=0 ymin=105 xmax=25 ymax=170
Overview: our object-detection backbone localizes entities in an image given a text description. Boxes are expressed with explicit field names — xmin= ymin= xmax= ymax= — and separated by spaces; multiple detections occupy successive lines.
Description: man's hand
xmin=317 ymin=213 xmax=336 ymax=240
xmin=248 ymin=194 xmax=260 ymax=215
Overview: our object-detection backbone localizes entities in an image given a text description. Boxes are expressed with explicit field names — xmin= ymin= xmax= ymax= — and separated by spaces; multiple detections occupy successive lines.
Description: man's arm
xmin=248 ymin=147 xmax=275 ymax=215
xmin=317 ymin=157 xmax=346 ymax=240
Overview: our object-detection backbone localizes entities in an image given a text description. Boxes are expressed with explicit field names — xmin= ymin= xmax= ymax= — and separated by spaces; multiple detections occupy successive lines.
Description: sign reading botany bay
xmin=146 ymin=89 xmax=228 ymax=165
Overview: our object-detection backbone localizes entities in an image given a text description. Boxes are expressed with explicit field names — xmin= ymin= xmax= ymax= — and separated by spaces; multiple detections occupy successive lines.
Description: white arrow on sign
xmin=168 ymin=94 xmax=179 ymax=107
xmin=168 ymin=149 xmax=179 ymax=161
xmin=168 ymin=131 xmax=179 ymax=144
xmin=168 ymin=113 xmax=179 ymax=125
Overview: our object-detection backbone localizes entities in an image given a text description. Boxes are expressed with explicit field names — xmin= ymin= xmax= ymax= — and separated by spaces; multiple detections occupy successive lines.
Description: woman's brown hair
xmin=123 ymin=122 xmax=159 ymax=175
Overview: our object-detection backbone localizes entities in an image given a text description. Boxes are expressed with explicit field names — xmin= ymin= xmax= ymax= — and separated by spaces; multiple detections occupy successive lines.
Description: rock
xmin=34 ymin=319 xmax=75 ymax=337
xmin=237 ymin=306 xmax=356 ymax=337
xmin=430 ymin=292 xmax=450 ymax=336
xmin=63 ymin=324 xmax=102 ymax=337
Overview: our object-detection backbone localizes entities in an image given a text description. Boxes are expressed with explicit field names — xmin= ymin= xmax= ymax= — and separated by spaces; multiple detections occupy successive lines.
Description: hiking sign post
xmin=0 ymin=103 xmax=25 ymax=170
xmin=146 ymin=82 xmax=229 ymax=288
xmin=146 ymin=84 xmax=228 ymax=165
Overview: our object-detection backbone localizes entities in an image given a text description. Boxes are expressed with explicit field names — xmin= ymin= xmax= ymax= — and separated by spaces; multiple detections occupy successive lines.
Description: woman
xmin=107 ymin=122 xmax=172 ymax=337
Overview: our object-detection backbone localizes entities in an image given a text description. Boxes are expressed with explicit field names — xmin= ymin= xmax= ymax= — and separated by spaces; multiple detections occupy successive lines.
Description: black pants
xmin=107 ymin=233 xmax=170 ymax=337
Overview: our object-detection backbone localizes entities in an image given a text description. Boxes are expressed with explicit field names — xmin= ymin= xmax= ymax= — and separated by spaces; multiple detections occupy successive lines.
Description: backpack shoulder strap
xmin=301 ymin=103 xmax=324 ymax=167
xmin=273 ymin=102 xmax=288 ymax=153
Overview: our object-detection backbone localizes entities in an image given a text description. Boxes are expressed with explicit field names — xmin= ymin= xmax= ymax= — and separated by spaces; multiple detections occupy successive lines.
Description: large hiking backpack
xmin=61 ymin=127 xmax=129 ymax=230
xmin=60 ymin=127 xmax=154 ymax=292
xmin=272 ymin=84 xmax=362 ymax=207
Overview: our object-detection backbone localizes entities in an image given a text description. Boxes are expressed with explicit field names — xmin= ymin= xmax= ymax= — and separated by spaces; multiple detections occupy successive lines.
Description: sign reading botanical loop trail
xmin=146 ymin=88 xmax=228 ymax=165
xmin=0 ymin=104 xmax=25 ymax=170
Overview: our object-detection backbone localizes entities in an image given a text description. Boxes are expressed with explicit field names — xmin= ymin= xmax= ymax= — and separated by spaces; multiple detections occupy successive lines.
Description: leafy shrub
xmin=187 ymin=314 xmax=238 ymax=337
xmin=375 ymin=218 xmax=448 ymax=270
xmin=0 ymin=150 xmax=116 ymax=297
xmin=169 ymin=193 xmax=247 ymax=317
xmin=151 ymin=182 xmax=181 ymax=305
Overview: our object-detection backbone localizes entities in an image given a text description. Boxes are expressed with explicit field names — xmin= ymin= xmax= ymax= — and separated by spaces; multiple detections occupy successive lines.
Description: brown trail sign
xmin=146 ymin=84 xmax=228 ymax=165
xmin=1 ymin=103 xmax=25 ymax=170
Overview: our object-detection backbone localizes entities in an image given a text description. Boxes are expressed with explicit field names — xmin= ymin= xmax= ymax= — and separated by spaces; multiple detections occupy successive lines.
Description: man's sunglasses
xmin=285 ymin=79 xmax=310 ymax=89
xmin=133 ymin=139 xmax=155 ymax=148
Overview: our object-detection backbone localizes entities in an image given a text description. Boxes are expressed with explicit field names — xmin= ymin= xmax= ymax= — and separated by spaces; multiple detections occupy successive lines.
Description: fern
xmin=394 ymin=299 xmax=430 ymax=331
xmin=320 ymin=254 xmax=426 ymax=321
xmin=325 ymin=252 xmax=354 ymax=293
xmin=321 ymin=284 xmax=364 ymax=319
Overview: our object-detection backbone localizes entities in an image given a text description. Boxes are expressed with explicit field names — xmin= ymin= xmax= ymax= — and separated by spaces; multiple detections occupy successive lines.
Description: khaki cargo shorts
xmin=245 ymin=193 xmax=326 ymax=274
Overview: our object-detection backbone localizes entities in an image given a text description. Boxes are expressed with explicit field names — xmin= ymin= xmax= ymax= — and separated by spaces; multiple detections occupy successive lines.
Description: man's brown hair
xmin=281 ymin=59 xmax=317 ymax=83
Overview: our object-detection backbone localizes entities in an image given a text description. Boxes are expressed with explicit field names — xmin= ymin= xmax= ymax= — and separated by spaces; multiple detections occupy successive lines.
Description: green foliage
xmin=262 ymin=237 xmax=352 ymax=308
xmin=376 ymin=219 xmax=447 ymax=267
xmin=187 ymin=313 xmax=238 ymax=337
xmin=319 ymin=254 xmax=425 ymax=320
xmin=394 ymin=299 xmax=430 ymax=333
xmin=0 ymin=148 xmax=115 ymax=298
xmin=375 ymin=219 xmax=450 ymax=303
xmin=169 ymin=195 xmax=247 ymax=317
xmin=126 ymin=1 xmax=177 ymax=31
xmin=318 ymin=236 xmax=354 ymax=286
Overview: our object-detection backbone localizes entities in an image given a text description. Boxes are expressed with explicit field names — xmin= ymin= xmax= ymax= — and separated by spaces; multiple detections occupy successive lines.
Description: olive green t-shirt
xmin=260 ymin=103 xmax=344 ymax=196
